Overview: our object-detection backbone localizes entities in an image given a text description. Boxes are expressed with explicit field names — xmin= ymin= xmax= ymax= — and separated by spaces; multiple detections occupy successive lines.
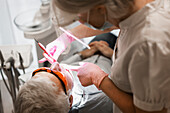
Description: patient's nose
xmin=50 ymin=62 xmax=61 ymax=71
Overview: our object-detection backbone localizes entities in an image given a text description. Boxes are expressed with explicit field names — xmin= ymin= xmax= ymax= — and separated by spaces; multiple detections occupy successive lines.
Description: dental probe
xmin=59 ymin=27 xmax=91 ymax=49
xmin=34 ymin=39 xmax=57 ymax=63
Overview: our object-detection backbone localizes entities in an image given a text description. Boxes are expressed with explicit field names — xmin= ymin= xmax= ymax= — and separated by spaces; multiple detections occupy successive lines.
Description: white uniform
xmin=111 ymin=0 xmax=170 ymax=112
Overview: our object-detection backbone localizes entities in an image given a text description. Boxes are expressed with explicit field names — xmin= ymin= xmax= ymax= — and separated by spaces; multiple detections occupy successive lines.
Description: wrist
xmin=92 ymin=69 xmax=109 ymax=89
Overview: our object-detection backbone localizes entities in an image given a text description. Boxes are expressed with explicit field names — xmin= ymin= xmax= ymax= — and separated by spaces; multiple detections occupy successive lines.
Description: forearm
xmin=70 ymin=24 xmax=112 ymax=38
xmin=100 ymin=77 xmax=136 ymax=113
xmin=100 ymin=77 xmax=168 ymax=113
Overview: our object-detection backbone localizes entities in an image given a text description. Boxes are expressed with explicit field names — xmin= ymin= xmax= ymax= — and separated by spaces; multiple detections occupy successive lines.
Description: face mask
xmin=84 ymin=11 xmax=113 ymax=31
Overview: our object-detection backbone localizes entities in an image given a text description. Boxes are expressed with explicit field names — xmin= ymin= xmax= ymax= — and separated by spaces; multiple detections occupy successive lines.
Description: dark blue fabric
xmin=89 ymin=33 xmax=117 ymax=50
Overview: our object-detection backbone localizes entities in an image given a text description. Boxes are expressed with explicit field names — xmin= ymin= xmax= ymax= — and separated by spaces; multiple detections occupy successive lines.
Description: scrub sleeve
xmin=129 ymin=41 xmax=170 ymax=111
xmin=111 ymin=40 xmax=170 ymax=113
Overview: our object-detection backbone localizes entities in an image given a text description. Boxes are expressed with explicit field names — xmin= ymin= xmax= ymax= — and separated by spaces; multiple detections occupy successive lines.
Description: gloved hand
xmin=39 ymin=32 xmax=75 ymax=63
xmin=71 ymin=62 xmax=108 ymax=89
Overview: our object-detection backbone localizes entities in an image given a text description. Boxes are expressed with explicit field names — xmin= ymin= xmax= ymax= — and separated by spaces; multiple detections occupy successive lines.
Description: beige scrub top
xmin=110 ymin=0 xmax=170 ymax=112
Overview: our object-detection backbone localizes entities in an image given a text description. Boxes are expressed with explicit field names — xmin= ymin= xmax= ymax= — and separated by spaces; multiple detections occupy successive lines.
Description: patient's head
xmin=15 ymin=63 xmax=73 ymax=113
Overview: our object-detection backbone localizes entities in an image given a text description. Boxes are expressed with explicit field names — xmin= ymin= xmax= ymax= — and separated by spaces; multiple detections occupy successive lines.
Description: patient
xmin=15 ymin=62 xmax=74 ymax=113
xmin=15 ymin=33 xmax=117 ymax=113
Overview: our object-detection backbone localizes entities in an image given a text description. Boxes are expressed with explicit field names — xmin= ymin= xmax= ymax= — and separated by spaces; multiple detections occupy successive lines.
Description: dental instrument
xmin=34 ymin=39 xmax=57 ymax=64
xmin=59 ymin=27 xmax=91 ymax=49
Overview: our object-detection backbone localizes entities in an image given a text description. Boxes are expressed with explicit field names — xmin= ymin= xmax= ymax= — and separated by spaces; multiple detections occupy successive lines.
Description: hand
xmin=79 ymin=41 xmax=109 ymax=59
xmin=50 ymin=62 xmax=61 ymax=71
xmin=39 ymin=32 xmax=74 ymax=63
xmin=79 ymin=46 xmax=98 ymax=59
xmin=90 ymin=41 xmax=113 ymax=58
xmin=72 ymin=62 xmax=108 ymax=89
xmin=89 ymin=40 xmax=109 ymax=47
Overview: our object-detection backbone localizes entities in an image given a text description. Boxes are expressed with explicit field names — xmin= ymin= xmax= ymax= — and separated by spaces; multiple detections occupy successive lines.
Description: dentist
xmin=43 ymin=0 xmax=170 ymax=113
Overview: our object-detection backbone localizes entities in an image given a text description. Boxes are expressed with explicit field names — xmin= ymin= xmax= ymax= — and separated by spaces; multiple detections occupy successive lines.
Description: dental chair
xmin=0 ymin=44 xmax=33 ymax=113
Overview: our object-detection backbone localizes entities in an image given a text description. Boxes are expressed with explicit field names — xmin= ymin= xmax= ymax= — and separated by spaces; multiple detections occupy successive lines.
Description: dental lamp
xmin=14 ymin=0 xmax=54 ymax=37
xmin=14 ymin=0 xmax=57 ymax=66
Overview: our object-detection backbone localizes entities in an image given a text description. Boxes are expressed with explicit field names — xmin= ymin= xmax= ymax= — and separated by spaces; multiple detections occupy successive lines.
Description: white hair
xmin=53 ymin=0 xmax=134 ymax=19
xmin=15 ymin=77 xmax=70 ymax=113
xmin=106 ymin=0 xmax=134 ymax=19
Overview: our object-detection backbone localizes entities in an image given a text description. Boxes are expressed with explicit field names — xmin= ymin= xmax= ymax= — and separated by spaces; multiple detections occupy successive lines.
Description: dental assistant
xmin=45 ymin=0 xmax=170 ymax=113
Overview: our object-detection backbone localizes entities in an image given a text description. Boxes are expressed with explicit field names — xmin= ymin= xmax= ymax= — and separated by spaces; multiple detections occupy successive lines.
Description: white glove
xmin=39 ymin=32 xmax=75 ymax=63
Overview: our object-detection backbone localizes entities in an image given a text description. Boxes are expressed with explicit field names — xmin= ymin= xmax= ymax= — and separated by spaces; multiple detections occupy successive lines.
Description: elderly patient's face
xmin=33 ymin=62 xmax=74 ymax=96
xmin=32 ymin=63 xmax=74 ymax=108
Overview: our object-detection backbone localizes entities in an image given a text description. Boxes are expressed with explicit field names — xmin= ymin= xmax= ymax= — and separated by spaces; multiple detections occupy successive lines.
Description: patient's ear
xmin=69 ymin=95 xmax=73 ymax=108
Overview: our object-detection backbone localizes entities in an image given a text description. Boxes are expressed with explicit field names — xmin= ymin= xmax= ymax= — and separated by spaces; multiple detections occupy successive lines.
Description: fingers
xmin=89 ymin=41 xmax=109 ymax=49
xmin=76 ymin=62 xmax=95 ymax=86
xmin=52 ymin=49 xmax=64 ymax=61
xmin=94 ymin=43 xmax=105 ymax=51
xmin=67 ymin=66 xmax=81 ymax=71
xmin=39 ymin=45 xmax=57 ymax=63
xmin=66 ymin=62 xmax=86 ymax=72
xmin=79 ymin=62 xmax=86 ymax=66
xmin=39 ymin=58 xmax=47 ymax=63
xmin=99 ymin=41 xmax=109 ymax=46
xmin=39 ymin=53 xmax=57 ymax=64
xmin=89 ymin=41 xmax=105 ymax=52
xmin=49 ymin=46 xmax=57 ymax=56
xmin=89 ymin=41 xmax=113 ymax=58
xmin=67 ymin=62 xmax=86 ymax=71
xmin=43 ymin=53 xmax=55 ymax=64
xmin=52 ymin=44 xmax=66 ymax=60
xmin=50 ymin=62 xmax=61 ymax=71
xmin=89 ymin=41 xmax=98 ymax=47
